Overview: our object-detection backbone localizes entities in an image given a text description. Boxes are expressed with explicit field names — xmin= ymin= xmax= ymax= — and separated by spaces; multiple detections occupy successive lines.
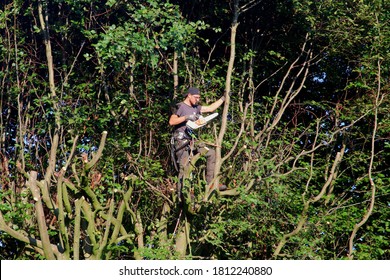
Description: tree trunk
xmin=213 ymin=0 xmax=239 ymax=195
xmin=175 ymin=218 xmax=190 ymax=259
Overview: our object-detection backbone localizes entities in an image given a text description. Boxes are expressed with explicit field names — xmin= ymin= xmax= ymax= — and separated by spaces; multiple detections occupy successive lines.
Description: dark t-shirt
xmin=172 ymin=102 xmax=202 ymax=134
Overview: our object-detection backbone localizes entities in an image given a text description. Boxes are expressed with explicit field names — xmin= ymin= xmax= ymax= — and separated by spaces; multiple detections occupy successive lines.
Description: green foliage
xmin=135 ymin=236 xmax=181 ymax=260
xmin=91 ymin=0 xmax=207 ymax=70
xmin=1 ymin=0 xmax=389 ymax=261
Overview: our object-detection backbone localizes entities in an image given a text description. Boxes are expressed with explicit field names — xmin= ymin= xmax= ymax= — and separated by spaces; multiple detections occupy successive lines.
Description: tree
xmin=0 ymin=0 xmax=206 ymax=259
xmin=1 ymin=0 xmax=389 ymax=260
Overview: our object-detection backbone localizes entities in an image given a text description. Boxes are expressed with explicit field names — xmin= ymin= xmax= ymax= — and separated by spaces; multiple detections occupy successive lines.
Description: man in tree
xmin=169 ymin=87 xmax=227 ymax=195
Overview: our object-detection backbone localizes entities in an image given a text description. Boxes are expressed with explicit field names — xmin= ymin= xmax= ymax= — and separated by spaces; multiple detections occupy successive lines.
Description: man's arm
xmin=169 ymin=114 xmax=186 ymax=126
xmin=169 ymin=114 xmax=199 ymax=126
xmin=200 ymin=96 xmax=225 ymax=113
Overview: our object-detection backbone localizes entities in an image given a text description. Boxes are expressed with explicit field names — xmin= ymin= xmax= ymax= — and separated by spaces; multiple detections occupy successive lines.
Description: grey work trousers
xmin=175 ymin=141 xmax=216 ymax=185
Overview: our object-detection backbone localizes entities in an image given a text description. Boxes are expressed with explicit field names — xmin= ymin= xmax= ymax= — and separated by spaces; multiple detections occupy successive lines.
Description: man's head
xmin=184 ymin=87 xmax=201 ymax=105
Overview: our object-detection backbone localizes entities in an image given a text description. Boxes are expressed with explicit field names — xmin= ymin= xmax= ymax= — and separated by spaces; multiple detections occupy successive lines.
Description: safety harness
xmin=170 ymin=128 xmax=196 ymax=172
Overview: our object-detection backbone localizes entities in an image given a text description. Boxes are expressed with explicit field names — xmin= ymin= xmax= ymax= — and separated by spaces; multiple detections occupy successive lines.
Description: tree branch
xmin=348 ymin=49 xmax=383 ymax=259
xmin=27 ymin=171 xmax=56 ymax=260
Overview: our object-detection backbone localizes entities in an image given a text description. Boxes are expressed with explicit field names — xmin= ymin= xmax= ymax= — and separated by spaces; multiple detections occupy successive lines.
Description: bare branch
xmin=27 ymin=171 xmax=56 ymax=260
xmin=348 ymin=45 xmax=383 ymax=258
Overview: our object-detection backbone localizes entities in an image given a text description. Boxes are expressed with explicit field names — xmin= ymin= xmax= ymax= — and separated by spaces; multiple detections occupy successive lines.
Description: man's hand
xmin=220 ymin=92 xmax=232 ymax=102
xmin=185 ymin=114 xmax=198 ymax=121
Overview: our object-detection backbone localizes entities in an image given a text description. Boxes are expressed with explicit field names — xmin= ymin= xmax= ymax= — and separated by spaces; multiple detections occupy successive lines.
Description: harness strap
xmin=175 ymin=139 xmax=190 ymax=152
